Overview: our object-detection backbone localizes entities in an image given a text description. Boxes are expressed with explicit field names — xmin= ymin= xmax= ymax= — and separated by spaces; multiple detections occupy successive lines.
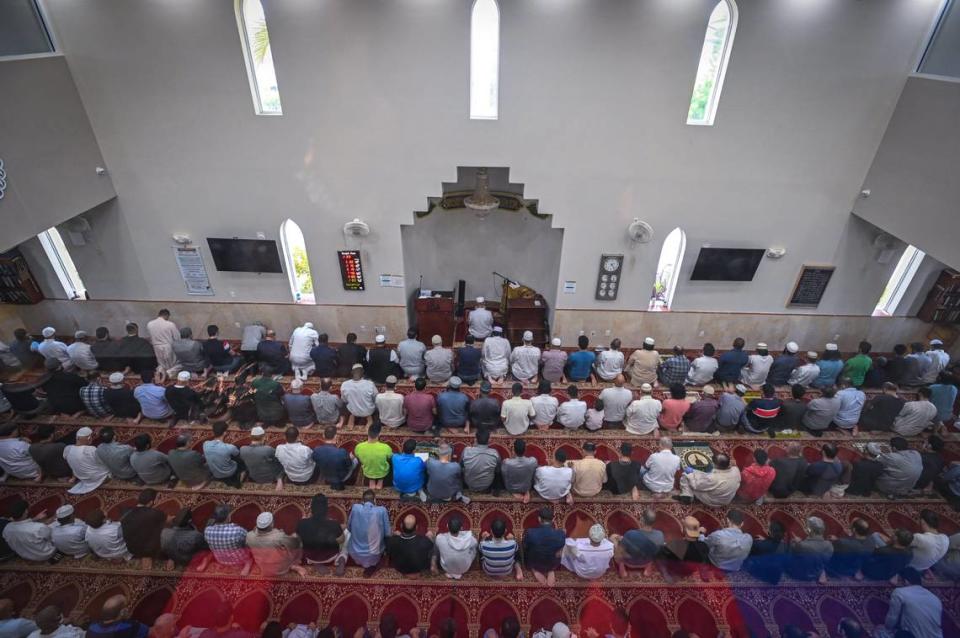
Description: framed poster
xmin=788 ymin=265 xmax=834 ymax=307
xmin=173 ymin=246 xmax=214 ymax=295
xmin=338 ymin=250 xmax=365 ymax=291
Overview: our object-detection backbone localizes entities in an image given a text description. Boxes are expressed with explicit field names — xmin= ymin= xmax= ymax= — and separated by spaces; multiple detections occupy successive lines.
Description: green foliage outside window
xmin=292 ymin=245 xmax=313 ymax=294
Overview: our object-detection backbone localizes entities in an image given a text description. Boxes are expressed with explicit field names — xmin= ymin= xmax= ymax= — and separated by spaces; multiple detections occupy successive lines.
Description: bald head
xmin=151 ymin=613 xmax=178 ymax=638
xmin=614 ymin=374 xmax=625 ymax=387
xmin=101 ymin=595 xmax=127 ymax=622
xmin=683 ymin=516 xmax=701 ymax=535
xmin=402 ymin=514 xmax=417 ymax=534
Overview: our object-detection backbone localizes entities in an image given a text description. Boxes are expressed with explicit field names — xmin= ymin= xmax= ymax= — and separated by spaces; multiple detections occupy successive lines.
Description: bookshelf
xmin=918 ymin=268 xmax=960 ymax=323
xmin=0 ymin=249 xmax=44 ymax=305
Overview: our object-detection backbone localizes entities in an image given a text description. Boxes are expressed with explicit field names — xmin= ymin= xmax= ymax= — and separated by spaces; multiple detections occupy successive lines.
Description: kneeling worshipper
xmin=64 ymin=427 xmax=111 ymax=494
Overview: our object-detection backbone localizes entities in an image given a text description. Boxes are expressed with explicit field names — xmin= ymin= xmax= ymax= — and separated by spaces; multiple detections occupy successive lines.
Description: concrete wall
xmin=853 ymin=76 xmax=960 ymax=271
xmin=18 ymin=0 xmax=947 ymax=317
xmin=0 ymin=55 xmax=116 ymax=249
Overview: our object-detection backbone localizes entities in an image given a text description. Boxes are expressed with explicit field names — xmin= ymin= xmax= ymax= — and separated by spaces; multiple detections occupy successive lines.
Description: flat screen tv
xmin=206 ymin=238 xmax=283 ymax=273
xmin=690 ymin=247 xmax=765 ymax=281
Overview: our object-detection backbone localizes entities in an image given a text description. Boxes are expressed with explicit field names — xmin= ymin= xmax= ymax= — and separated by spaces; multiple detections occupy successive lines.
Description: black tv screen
xmin=690 ymin=247 xmax=765 ymax=281
xmin=206 ymin=238 xmax=283 ymax=273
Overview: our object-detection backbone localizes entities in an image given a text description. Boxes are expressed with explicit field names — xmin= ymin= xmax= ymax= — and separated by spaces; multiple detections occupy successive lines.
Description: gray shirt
xmin=877 ymin=449 xmax=924 ymax=496
xmin=202 ymin=439 xmax=240 ymax=478
xmin=50 ymin=520 xmax=89 ymax=558
xmin=598 ymin=387 xmax=633 ymax=422
xmin=310 ymin=392 xmax=344 ymax=424
xmin=468 ymin=307 xmax=494 ymax=339
xmin=501 ymin=456 xmax=538 ymax=494
xmin=462 ymin=445 xmax=500 ymax=491
xmin=801 ymin=396 xmax=842 ymax=431
xmin=425 ymin=459 xmax=462 ymax=501
xmin=96 ymin=442 xmax=137 ymax=480
xmin=424 ymin=347 xmax=454 ymax=383
xmin=283 ymin=393 xmax=315 ymax=427
xmin=397 ymin=339 xmax=426 ymax=376
xmin=892 ymin=400 xmax=938 ymax=437
xmin=240 ymin=324 xmax=266 ymax=351
xmin=885 ymin=585 xmax=942 ymax=638
xmin=705 ymin=527 xmax=753 ymax=571
xmin=167 ymin=448 xmax=211 ymax=486
xmin=172 ymin=339 xmax=206 ymax=372
xmin=130 ymin=449 xmax=172 ymax=484
xmin=240 ymin=444 xmax=283 ymax=483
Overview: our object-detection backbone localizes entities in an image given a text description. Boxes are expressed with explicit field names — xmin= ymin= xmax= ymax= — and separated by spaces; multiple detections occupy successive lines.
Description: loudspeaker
xmin=455 ymin=279 xmax=466 ymax=317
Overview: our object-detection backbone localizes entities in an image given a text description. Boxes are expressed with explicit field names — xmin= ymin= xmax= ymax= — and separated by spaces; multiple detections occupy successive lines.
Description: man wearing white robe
xmin=289 ymin=322 xmax=319 ymax=380
xmin=84 ymin=513 xmax=132 ymax=561
xmin=146 ymin=309 xmax=180 ymax=380
xmin=481 ymin=327 xmax=511 ymax=382
xmin=37 ymin=327 xmax=73 ymax=371
xmin=63 ymin=428 xmax=110 ymax=495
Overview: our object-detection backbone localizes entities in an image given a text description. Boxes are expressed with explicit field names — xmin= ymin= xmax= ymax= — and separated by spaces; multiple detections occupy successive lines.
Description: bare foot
xmin=546 ymin=571 xmax=556 ymax=587
xmin=522 ymin=492 xmax=531 ymax=504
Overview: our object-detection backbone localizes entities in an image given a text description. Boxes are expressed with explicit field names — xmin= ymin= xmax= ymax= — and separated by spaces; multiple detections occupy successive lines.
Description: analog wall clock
xmin=595 ymin=254 xmax=623 ymax=301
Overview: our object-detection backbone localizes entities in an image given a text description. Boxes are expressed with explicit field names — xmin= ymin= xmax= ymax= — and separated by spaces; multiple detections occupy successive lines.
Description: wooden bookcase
xmin=0 ymin=249 xmax=44 ymax=305
xmin=918 ymin=268 xmax=960 ymax=323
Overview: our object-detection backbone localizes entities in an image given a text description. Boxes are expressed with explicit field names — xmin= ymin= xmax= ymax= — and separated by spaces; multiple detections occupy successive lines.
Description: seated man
xmin=686 ymin=343 xmax=721 ymax=386
xmin=275 ymin=427 xmax=316 ymax=485
xmin=203 ymin=325 xmax=241 ymax=374
xmin=510 ymin=331 xmax=541 ymax=383
xmin=479 ymin=518 xmax=522 ymax=580
xmin=834 ymin=378 xmax=866 ymax=433
xmin=90 ymin=327 xmax=119 ymax=372
xmin=312 ymin=425 xmax=358 ymax=490
xmin=49 ymin=505 xmax=89 ymax=560
xmin=164 ymin=371 xmax=201 ymax=422
xmin=256 ymin=330 xmax=291 ymax=376
xmin=462 ymin=428 xmax=500 ymax=493
xmin=643 ymin=436 xmax=681 ymax=495
xmin=120 ymin=488 xmax=165 ymax=569
xmin=246 ymin=512 xmax=307 ymax=578
xmin=346 ymin=490 xmax=391 ymax=576
xmin=704 ymin=509 xmax=752 ymax=573
xmin=433 ymin=515 xmax=478 ymax=580
xmin=239 ymin=426 xmax=284 ymax=491
xmin=770 ymin=442 xmax=808 ymax=498
xmin=656 ymin=515 xmax=711 ymax=582
xmin=436 ymin=377 xmax=470 ymax=433
xmin=916 ymin=434 xmax=945 ymax=493
xmin=309 ymin=333 xmax=339 ymax=378
xmin=102 ymin=373 xmax=140 ymax=421
xmin=354 ymin=423 xmax=393 ymax=490
xmin=860 ymin=383 xmax=906 ymax=433
xmin=392 ymin=439 xmax=426 ymax=501
xmin=659 ymin=346 xmax=691 ymax=387
xmin=133 ymin=370 xmax=174 ymax=423
xmin=740 ymin=342 xmax=773 ymax=387
xmin=375 ymin=375 xmax=406 ymax=428
xmin=84 ymin=508 xmax=132 ymax=562
xmin=743 ymin=383 xmax=782 ymax=436
xmin=0 ymin=424 xmax=41 ymax=481
xmin=481 ymin=326 xmax=511 ymax=382
xmin=468 ymin=381 xmax=501 ymax=430
xmin=714 ymin=385 xmax=749 ymax=432
xmin=787 ymin=516 xmax=834 ymax=582
xmin=892 ymin=387 xmax=938 ymax=437
xmin=282 ymin=379 xmax=315 ymax=428
xmin=161 ymin=508 xmax=208 ymax=569
xmin=530 ymin=380 xmax=559 ymax=430
xmin=502 ymin=439 xmax=538 ymax=504
xmin=85 ymin=596 xmax=149 ymax=638
xmin=28 ymin=425 xmax=71 ymax=481
xmin=626 ymin=338 xmax=659 ymax=386
xmin=172 ymin=327 xmax=208 ymax=376
xmin=734 ymin=448 xmax=776 ymax=504
xmin=801 ymin=443 xmax=843 ymax=496
xmin=568 ymin=442 xmax=607 ymax=500
xmin=557 ymin=386 xmax=587 ymax=429
xmin=745 ymin=521 xmax=787 ymax=585
xmin=95 ymin=426 xmax=137 ymax=481
xmin=340 ymin=364 xmax=378 ymax=427
xmin=296 ymin=494 xmax=348 ymax=575
xmin=877 ymin=437 xmax=924 ymax=497
xmin=878 ymin=568 xmax=943 ymax=638
xmin=778 ymin=384 xmax=808 ymax=430
xmin=79 ymin=372 xmax=111 ymax=419
xmin=501 ymin=383 xmax=535 ymax=436
xmin=64 ymin=427 xmax=111 ymax=495
xmin=522 ymin=507 xmax=566 ymax=587
xmin=624 ymin=384 xmax=661 ymax=435
xmin=203 ymin=422 xmax=243 ymax=488
xmin=565 ymin=335 xmax=596 ymax=383
xmin=386 ymin=514 xmax=434 ymax=577
xmin=426 ymin=443 xmax=469 ymax=504
xmin=424 ymin=335 xmax=454 ymax=384
xmin=366 ymin=334 xmax=400 ymax=383
xmin=468 ymin=297 xmax=494 ymax=339
xmin=203 ymin=504 xmax=252 ymax=575
xmin=39 ymin=359 xmax=86 ymax=415
xmin=561 ymin=523 xmax=614 ymax=580
xmin=310 ymin=379 xmax=344 ymax=428
xmin=336 ymin=332 xmax=365 ymax=378
xmin=684 ymin=385 xmax=721 ymax=433
xmin=167 ymin=434 xmax=210 ymax=490
xmin=611 ymin=508 xmax=664 ymax=577
xmin=116 ymin=322 xmax=157 ymax=376
xmin=826 ymin=518 xmax=875 ymax=580
xmin=251 ymin=372 xmax=286 ymax=428
xmin=606 ymin=442 xmax=643 ymax=501
xmin=861 ymin=529 xmax=914 ymax=581
xmin=677 ymin=453 xmax=741 ymax=506
xmin=909 ymin=509 xmax=949 ymax=573
xmin=397 ymin=328 xmax=426 ymax=379
xmin=1 ymin=499 xmax=56 ymax=562
xmin=534 ymin=449 xmax=574 ymax=504
xmin=598 ymin=375 xmax=633 ymax=427
xmin=129 ymin=434 xmax=173 ymax=486
xmin=801 ymin=386 xmax=841 ymax=435
xmin=540 ymin=338 xmax=567 ymax=384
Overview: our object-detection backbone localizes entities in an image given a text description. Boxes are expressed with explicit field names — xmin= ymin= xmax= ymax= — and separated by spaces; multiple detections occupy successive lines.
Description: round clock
xmin=602 ymin=257 xmax=620 ymax=272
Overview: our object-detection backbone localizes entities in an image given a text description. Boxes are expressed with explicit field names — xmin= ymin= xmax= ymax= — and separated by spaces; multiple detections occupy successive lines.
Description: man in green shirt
xmin=252 ymin=374 xmax=286 ymax=427
xmin=354 ymin=423 xmax=393 ymax=490
xmin=842 ymin=341 xmax=873 ymax=387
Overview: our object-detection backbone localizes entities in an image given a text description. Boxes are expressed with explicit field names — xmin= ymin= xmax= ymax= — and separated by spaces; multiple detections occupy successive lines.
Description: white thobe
xmin=740 ymin=354 xmax=773 ymax=386
xmin=85 ymin=521 xmax=132 ymax=560
xmin=482 ymin=336 xmax=511 ymax=378
xmin=560 ymin=538 xmax=614 ymax=580
xmin=788 ymin=364 xmax=820 ymax=386
xmin=38 ymin=339 xmax=72 ymax=370
xmin=146 ymin=317 xmax=180 ymax=374
xmin=0 ymin=438 xmax=41 ymax=479
xmin=511 ymin=346 xmax=541 ymax=381
xmin=288 ymin=326 xmax=319 ymax=372
xmin=50 ymin=521 xmax=89 ymax=558
xmin=27 ymin=625 xmax=85 ymax=638
xmin=2 ymin=520 xmax=55 ymax=561
xmin=595 ymin=350 xmax=624 ymax=381
xmin=63 ymin=445 xmax=111 ymax=494
xmin=275 ymin=442 xmax=317 ymax=483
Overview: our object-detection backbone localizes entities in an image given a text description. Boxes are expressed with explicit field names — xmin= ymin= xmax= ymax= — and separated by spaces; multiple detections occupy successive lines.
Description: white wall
xmin=21 ymin=0 xmax=948 ymax=317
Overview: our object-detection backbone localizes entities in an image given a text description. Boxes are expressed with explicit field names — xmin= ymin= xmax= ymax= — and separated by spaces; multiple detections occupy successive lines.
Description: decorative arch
xmin=648 ymin=227 xmax=686 ymax=311
xmin=427 ymin=597 xmax=470 ymax=638
xmin=470 ymin=0 xmax=500 ymax=120
xmin=279 ymin=219 xmax=315 ymax=304
xmin=478 ymin=597 xmax=521 ymax=635
xmin=379 ymin=594 xmax=420 ymax=634
xmin=676 ymin=597 xmax=719 ymax=638
xmin=235 ymin=0 xmax=283 ymax=115
xmin=687 ymin=0 xmax=738 ymax=126
xmin=232 ymin=589 xmax=271 ymax=632
xmin=279 ymin=591 xmax=321 ymax=627
xmin=328 ymin=595 xmax=371 ymax=637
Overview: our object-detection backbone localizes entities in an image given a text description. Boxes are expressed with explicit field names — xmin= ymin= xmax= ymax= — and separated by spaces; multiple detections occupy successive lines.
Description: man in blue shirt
xmin=522 ymin=506 xmax=566 ymax=586
xmin=565 ymin=336 xmax=596 ymax=382
xmin=132 ymin=370 xmax=174 ymax=423
xmin=86 ymin=595 xmax=149 ymax=638
xmin=436 ymin=377 xmax=470 ymax=433
xmin=311 ymin=425 xmax=357 ymax=490
xmin=202 ymin=421 xmax=243 ymax=488
xmin=309 ymin=333 xmax=339 ymax=378
xmin=715 ymin=338 xmax=748 ymax=383
xmin=346 ymin=490 xmax=391 ymax=576
xmin=455 ymin=335 xmax=483 ymax=385
xmin=392 ymin=438 xmax=426 ymax=501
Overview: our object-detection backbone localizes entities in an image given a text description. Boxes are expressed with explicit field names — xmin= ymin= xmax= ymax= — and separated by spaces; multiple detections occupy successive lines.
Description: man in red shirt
xmin=735 ymin=448 xmax=777 ymax=504
xmin=403 ymin=377 xmax=437 ymax=433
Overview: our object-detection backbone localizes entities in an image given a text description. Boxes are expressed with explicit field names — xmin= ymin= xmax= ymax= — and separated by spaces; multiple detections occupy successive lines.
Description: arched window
xmin=470 ymin=0 xmax=500 ymax=120
xmin=235 ymin=0 xmax=282 ymax=115
xmin=686 ymin=0 xmax=737 ymax=126
xmin=873 ymin=245 xmax=925 ymax=316
xmin=37 ymin=227 xmax=86 ymax=300
xmin=649 ymin=228 xmax=686 ymax=311
xmin=279 ymin=219 xmax=315 ymax=304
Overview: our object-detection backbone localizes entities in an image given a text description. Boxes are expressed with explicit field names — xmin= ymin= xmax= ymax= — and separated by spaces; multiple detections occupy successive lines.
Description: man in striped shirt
xmin=479 ymin=518 xmax=523 ymax=580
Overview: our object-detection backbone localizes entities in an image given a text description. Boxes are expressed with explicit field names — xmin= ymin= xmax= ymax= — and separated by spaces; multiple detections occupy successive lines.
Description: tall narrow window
xmin=37 ymin=227 xmax=86 ymax=300
xmin=280 ymin=219 xmax=314 ymax=304
xmin=236 ymin=0 xmax=282 ymax=115
xmin=686 ymin=0 xmax=737 ymax=126
xmin=873 ymin=245 xmax=925 ymax=316
xmin=649 ymin=228 xmax=686 ymax=311
xmin=470 ymin=0 xmax=500 ymax=120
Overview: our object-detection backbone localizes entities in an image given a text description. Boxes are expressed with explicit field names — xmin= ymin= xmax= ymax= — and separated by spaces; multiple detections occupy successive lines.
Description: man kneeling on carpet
xmin=246 ymin=511 xmax=307 ymax=578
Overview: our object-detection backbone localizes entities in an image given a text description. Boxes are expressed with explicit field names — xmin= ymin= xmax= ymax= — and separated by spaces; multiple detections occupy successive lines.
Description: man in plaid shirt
xmin=79 ymin=373 xmax=112 ymax=418
xmin=658 ymin=346 xmax=691 ymax=386
xmin=203 ymin=504 xmax=252 ymax=575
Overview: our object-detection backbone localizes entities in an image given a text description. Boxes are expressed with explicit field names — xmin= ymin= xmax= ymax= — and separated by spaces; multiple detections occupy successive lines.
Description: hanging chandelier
xmin=464 ymin=167 xmax=500 ymax=218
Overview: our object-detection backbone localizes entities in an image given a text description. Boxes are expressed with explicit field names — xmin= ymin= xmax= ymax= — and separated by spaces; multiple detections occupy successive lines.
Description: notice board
xmin=788 ymin=265 xmax=834 ymax=307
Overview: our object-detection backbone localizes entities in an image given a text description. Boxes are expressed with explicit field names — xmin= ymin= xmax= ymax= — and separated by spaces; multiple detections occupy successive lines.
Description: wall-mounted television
xmin=690 ymin=247 xmax=765 ymax=281
xmin=206 ymin=238 xmax=283 ymax=273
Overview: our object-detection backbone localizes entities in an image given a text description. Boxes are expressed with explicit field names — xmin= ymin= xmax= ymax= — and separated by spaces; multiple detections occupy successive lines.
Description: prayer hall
xmin=2 ymin=1 xmax=960 ymax=637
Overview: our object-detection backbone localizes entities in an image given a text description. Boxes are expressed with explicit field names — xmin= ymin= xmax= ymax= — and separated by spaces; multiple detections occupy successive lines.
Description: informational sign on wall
xmin=378 ymin=274 xmax=405 ymax=288
xmin=338 ymin=250 xmax=365 ymax=291
xmin=788 ymin=264 xmax=834 ymax=307
xmin=173 ymin=246 xmax=214 ymax=295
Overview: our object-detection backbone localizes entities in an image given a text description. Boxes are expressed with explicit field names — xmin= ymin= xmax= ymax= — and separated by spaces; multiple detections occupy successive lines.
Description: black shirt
xmin=116 ymin=336 xmax=156 ymax=373
xmin=769 ymin=457 xmax=808 ymax=498
xmin=1 ymin=384 xmax=40 ymax=412
xmin=456 ymin=346 xmax=482 ymax=380
xmin=386 ymin=533 xmax=434 ymax=574
xmin=606 ymin=460 xmax=642 ymax=494
xmin=469 ymin=396 xmax=501 ymax=429
xmin=917 ymin=451 xmax=944 ymax=489
xmin=203 ymin=339 xmax=232 ymax=366
xmin=91 ymin=340 xmax=121 ymax=372
xmin=885 ymin=356 xmax=907 ymax=386
xmin=310 ymin=345 xmax=339 ymax=378
xmin=778 ymin=400 xmax=808 ymax=429
xmin=296 ymin=515 xmax=343 ymax=562
xmin=104 ymin=387 xmax=141 ymax=418
xmin=256 ymin=341 xmax=289 ymax=373
xmin=42 ymin=371 xmax=87 ymax=414
xmin=745 ymin=537 xmax=786 ymax=584
xmin=859 ymin=394 xmax=905 ymax=432
xmin=165 ymin=386 xmax=201 ymax=419
xmin=336 ymin=343 xmax=367 ymax=377
xmin=121 ymin=506 xmax=166 ymax=557
xmin=827 ymin=536 xmax=874 ymax=577
xmin=29 ymin=441 xmax=72 ymax=478
xmin=659 ymin=538 xmax=711 ymax=577
xmin=803 ymin=460 xmax=843 ymax=496
xmin=861 ymin=545 xmax=912 ymax=581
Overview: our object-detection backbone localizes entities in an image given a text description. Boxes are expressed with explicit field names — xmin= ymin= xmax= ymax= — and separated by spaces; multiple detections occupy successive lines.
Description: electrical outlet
xmin=604 ymin=329 xmax=611 ymax=337
xmin=699 ymin=330 xmax=705 ymax=337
